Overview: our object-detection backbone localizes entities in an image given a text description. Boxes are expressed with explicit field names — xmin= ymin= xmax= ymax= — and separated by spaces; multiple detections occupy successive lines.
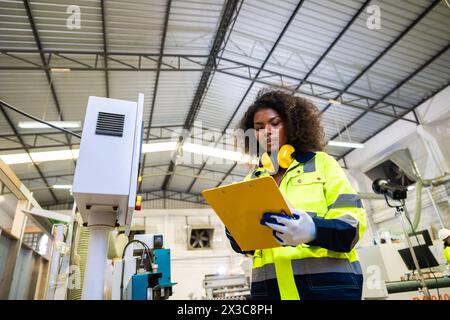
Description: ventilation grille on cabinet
xmin=95 ymin=112 xmax=125 ymax=137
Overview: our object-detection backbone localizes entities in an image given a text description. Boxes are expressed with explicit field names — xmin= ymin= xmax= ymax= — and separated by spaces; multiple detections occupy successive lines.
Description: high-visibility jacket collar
xmin=294 ymin=151 xmax=316 ymax=165
xmin=252 ymin=151 xmax=317 ymax=178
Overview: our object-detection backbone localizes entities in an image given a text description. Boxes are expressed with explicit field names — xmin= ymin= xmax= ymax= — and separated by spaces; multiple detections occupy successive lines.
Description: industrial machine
xmin=72 ymin=94 xmax=144 ymax=299
xmin=203 ymin=274 xmax=250 ymax=299
xmin=114 ymin=233 xmax=176 ymax=300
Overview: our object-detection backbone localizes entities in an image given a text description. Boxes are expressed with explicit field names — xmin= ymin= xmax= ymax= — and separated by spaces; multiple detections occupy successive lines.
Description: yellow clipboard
xmin=201 ymin=176 xmax=292 ymax=251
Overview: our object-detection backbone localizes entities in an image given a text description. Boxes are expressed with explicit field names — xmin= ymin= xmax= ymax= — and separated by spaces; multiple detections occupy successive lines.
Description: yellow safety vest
xmin=245 ymin=151 xmax=367 ymax=300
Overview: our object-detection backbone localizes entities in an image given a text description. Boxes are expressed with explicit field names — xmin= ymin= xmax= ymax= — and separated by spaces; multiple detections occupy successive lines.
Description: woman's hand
xmin=260 ymin=208 xmax=316 ymax=246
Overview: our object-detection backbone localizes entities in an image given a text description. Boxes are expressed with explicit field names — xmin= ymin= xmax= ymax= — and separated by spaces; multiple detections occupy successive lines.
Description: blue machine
xmin=130 ymin=248 xmax=176 ymax=300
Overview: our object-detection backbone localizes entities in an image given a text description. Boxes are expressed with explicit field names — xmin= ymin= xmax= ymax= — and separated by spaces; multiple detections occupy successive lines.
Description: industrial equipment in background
xmin=112 ymin=233 xmax=176 ymax=300
xmin=365 ymin=148 xmax=449 ymax=232
xmin=203 ymin=274 xmax=250 ymax=299
xmin=72 ymin=94 xmax=144 ymax=300
xmin=372 ymin=177 xmax=432 ymax=299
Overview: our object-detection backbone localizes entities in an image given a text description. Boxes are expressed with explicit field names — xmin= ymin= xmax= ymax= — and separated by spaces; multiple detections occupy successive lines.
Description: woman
xmin=225 ymin=88 xmax=367 ymax=300
xmin=438 ymin=228 xmax=450 ymax=264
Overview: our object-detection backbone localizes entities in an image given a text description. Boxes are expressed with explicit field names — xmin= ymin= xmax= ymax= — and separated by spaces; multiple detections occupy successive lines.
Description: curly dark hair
xmin=239 ymin=87 xmax=325 ymax=155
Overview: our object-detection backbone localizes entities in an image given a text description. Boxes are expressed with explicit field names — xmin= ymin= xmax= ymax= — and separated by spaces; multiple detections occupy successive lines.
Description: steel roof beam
xmin=139 ymin=0 xmax=173 ymax=193
xmin=100 ymin=0 xmax=110 ymax=97
xmin=162 ymin=0 xmax=241 ymax=191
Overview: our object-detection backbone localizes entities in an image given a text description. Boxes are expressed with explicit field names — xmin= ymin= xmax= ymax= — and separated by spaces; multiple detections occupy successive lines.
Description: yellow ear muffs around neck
xmin=277 ymin=144 xmax=295 ymax=169
xmin=260 ymin=144 xmax=295 ymax=174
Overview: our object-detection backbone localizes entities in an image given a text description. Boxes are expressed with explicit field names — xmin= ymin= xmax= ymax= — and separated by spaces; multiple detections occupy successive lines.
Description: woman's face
xmin=253 ymin=108 xmax=287 ymax=152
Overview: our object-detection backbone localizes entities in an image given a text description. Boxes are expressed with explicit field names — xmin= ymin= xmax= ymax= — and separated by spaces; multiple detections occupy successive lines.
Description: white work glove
xmin=260 ymin=209 xmax=316 ymax=246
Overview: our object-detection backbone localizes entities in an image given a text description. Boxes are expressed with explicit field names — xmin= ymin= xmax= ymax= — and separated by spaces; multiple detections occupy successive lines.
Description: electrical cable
xmin=119 ymin=239 xmax=153 ymax=300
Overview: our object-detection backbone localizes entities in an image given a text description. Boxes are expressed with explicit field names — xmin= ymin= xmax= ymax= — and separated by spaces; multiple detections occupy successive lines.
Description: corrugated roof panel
xmin=147 ymin=126 xmax=182 ymax=141
xmin=169 ymin=166 xmax=197 ymax=192
xmin=221 ymin=0 xmax=299 ymax=65
xmin=227 ymin=81 xmax=268 ymax=129
xmin=52 ymin=71 xmax=106 ymax=121
xmin=202 ymin=162 xmax=234 ymax=175
xmin=187 ymin=167 xmax=225 ymax=189
xmin=151 ymin=71 xmax=202 ymax=126
xmin=30 ymin=0 xmax=103 ymax=51
xmin=0 ymin=0 xmax=37 ymax=50
xmin=0 ymin=52 xmax=42 ymax=69
xmin=38 ymin=156 xmax=75 ymax=176
xmin=106 ymin=0 xmax=166 ymax=52
xmin=384 ymin=51 xmax=450 ymax=108
xmin=144 ymin=150 xmax=174 ymax=165
xmin=109 ymin=71 xmax=156 ymax=127
xmin=349 ymin=2 xmax=450 ymax=107
xmin=51 ymin=188 xmax=73 ymax=203
xmin=21 ymin=133 xmax=75 ymax=149
xmin=49 ymin=53 xmax=105 ymax=69
xmin=164 ymin=0 xmax=224 ymax=55
xmin=0 ymin=162 xmax=38 ymax=177
xmin=190 ymin=177 xmax=220 ymax=194
xmin=0 ymin=70 xmax=60 ymax=132
xmin=0 ymin=133 xmax=71 ymax=153
xmin=141 ymin=175 xmax=165 ymax=192
xmin=341 ymin=112 xmax=394 ymax=142
xmin=195 ymin=72 xmax=252 ymax=130
xmin=266 ymin=0 xmax=365 ymax=79
xmin=307 ymin=0 xmax=429 ymax=91
xmin=215 ymin=171 xmax=245 ymax=187
xmin=0 ymin=138 xmax=23 ymax=150
xmin=322 ymin=103 xmax=365 ymax=139
xmin=141 ymin=163 xmax=168 ymax=191
xmin=28 ymin=188 xmax=55 ymax=204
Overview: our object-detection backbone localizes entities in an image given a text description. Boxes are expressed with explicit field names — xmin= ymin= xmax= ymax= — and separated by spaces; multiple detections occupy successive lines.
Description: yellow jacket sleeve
xmin=308 ymin=153 xmax=367 ymax=252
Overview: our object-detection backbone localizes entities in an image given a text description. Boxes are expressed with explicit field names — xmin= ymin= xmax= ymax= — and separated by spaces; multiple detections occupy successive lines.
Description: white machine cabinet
xmin=72 ymin=94 xmax=144 ymax=300
xmin=72 ymin=94 xmax=144 ymax=227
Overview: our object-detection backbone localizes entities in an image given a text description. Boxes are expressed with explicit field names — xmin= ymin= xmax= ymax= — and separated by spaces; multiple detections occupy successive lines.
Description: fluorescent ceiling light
xmin=141 ymin=142 xmax=177 ymax=153
xmin=18 ymin=121 xmax=81 ymax=129
xmin=50 ymin=68 xmax=71 ymax=73
xmin=52 ymin=185 xmax=72 ymax=189
xmin=0 ymin=153 xmax=33 ymax=165
xmin=183 ymin=142 xmax=254 ymax=163
xmin=328 ymin=99 xmax=341 ymax=105
xmin=0 ymin=149 xmax=79 ymax=165
xmin=328 ymin=140 xmax=364 ymax=149
xmin=0 ymin=142 xmax=255 ymax=165
xmin=31 ymin=149 xmax=79 ymax=163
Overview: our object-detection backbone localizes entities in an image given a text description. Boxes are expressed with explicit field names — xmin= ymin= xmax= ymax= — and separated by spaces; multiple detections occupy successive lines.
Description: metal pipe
xmin=424 ymin=187 xmax=446 ymax=229
xmin=396 ymin=206 xmax=431 ymax=299
xmin=82 ymin=225 xmax=112 ymax=300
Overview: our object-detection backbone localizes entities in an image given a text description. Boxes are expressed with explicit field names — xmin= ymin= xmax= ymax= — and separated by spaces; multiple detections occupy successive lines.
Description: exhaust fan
xmin=187 ymin=225 xmax=214 ymax=250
